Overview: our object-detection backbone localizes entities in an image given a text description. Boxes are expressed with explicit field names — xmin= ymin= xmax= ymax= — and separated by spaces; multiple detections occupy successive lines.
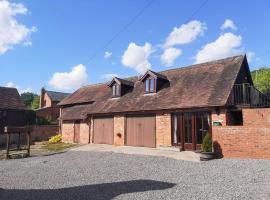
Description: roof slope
xmin=0 ymin=87 xmax=26 ymax=110
xmin=46 ymin=90 xmax=70 ymax=102
xmin=60 ymin=55 xmax=245 ymax=118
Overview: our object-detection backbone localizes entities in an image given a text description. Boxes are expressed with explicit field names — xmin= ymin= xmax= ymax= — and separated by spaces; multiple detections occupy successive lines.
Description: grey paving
xmin=71 ymin=144 xmax=201 ymax=162
xmin=0 ymin=150 xmax=270 ymax=200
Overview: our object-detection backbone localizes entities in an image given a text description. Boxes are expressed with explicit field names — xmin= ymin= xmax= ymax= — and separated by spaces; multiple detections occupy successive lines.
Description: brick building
xmin=36 ymin=88 xmax=70 ymax=122
xmin=58 ymin=55 xmax=270 ymax=159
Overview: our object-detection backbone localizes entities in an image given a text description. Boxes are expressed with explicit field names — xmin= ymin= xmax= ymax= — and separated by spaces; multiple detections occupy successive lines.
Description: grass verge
xmin=42 ymin=142 xmax=77 ymax=152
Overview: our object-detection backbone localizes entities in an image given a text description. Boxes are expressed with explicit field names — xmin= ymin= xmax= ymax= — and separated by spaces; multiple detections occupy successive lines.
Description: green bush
xmin=48 ymin=134 xmax=62 ymax=144
xmin=36 ymin=118 xmax=51 ymax=125
xmin=202 ymin=133 xmax=212 ymax=152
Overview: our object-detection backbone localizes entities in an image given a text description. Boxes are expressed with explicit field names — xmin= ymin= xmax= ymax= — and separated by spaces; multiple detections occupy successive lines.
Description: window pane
xmin=196 ymin=112 xmax=210 ymax=144
xmin=150 ymin=79 xmax=154 ymax=92
xmin=112 ymin=85 xmax=116 ymax=96
xmin=145 ymin=79 xmax=149 ymax=92
xmin=173 ymin=115 xmax=178 ymax=144
xmin=116 ymin=84 xmax=120 ymax=96
xmin=184 ymin=113 xmax=192 ymax=143
xmin=172 ymin=114 xmax=181 ymax=144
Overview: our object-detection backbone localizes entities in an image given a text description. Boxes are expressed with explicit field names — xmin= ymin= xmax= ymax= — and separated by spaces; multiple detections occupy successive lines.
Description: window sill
xmin=110 ymin=97 xmax=121 ymax=100
xmin=143 ymin=92 xmax=156 ymax=96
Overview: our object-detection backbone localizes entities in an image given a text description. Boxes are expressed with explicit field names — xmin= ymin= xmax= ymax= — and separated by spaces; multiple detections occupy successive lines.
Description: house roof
xmin=108 ymin=77 xmax=134 ymax=87
xmin=61 ymin=104 xmax=90 ymax=120
xmin=46 ymin=90 xmax=70 ymax=102
xmin=60 ymin=55 xmax=246 ymax=120
xmin=0 ymin=87 xmax=26 ymax=110
xmin=139 ymin=70 xmax=168 ymax=81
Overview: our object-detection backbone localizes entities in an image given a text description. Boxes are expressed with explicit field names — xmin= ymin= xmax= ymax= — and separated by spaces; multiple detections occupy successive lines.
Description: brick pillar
xmin=114 ymin=115 xmax=125 ymax=146
xmin=62 ymin=122 xmax=74 ymax=143
xmin=156 ymin=113 xmax=172 ymax=147
xmin=211 ymin=108 xmax=227 ymax=126
xmin=89 ymin=117 xmax=94 ymax=144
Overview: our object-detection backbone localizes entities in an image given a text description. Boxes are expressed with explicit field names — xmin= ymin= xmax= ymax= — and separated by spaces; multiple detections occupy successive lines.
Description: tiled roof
xmin=0 ymin=87 xmax=26 ymax=110
xmin=60 ymin=55 xmax=246 ymax=119
xmin=46 ymin=90 xmax=70 ymax=102
xmin=61 ymin=105 xmax=90 ymax=120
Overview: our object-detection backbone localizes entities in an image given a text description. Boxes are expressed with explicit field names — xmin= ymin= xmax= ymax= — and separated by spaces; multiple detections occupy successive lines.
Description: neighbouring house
xmin=58 ymin=55 xmax=270 ymax=159
xmin=0 ymin=87 xmax=27 ymax=133
xmin=36 ymin=88 xmax=70 ymax=122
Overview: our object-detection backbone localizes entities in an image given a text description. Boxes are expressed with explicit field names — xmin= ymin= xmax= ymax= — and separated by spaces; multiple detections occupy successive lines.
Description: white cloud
xmin=101 ymin=73 xmax=119 ymax=81
xmin=122 ymin=42 xmax=152 ymax=74
xmin=161 ymin=47 xmax=182 ymax=67
xmin=247 ymin=51 xmax=255 ymax=63
xmin=104 ymin=51 xmax=112 ymax=59
xmin=194 ymin=32 xmax=242 ymax=64
xmin=6 ymin=81 xmax=16 ymax=88
xmin=221 ymin=19 xmax=237 ymax=31
xmin=48 ymin=64 xmax=88 ymax=90
xmin=5 ymin=82 xmax=32 ymax=94
xmin=0 ymin=0 xmax=36 ymax=55
xmin=164 ymin=20 xmax=206 ymax=47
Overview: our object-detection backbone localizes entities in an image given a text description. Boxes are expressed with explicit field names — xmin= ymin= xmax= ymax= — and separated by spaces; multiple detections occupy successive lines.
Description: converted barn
xmin=58 ymin=55 xmax=270 ymax=157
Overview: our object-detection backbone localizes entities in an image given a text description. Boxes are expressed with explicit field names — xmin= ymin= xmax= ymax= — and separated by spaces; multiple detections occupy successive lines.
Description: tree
xmin=20 ymin=92 xmax=40 ymax=110
xmin=31 ymin=95 xmax=40 ymax=110
xmin=20 ymin=92 xmax=35 ymax=108
xmin=251 ymin=67 xmax=270 ymax=94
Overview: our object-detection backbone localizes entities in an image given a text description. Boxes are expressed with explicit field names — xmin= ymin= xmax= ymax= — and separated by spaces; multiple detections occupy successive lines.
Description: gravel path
xmin=0 ymin=150 xmax=270 ymax=200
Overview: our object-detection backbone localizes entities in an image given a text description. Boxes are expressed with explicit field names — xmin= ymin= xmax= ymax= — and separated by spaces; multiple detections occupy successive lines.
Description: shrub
xmin=202 ymin=133 xmax=212 ymax=152
xmin=36 ymin=118 xmax=51 ymax=125
xmin=48 ymin=134 xmax=62 ymax=144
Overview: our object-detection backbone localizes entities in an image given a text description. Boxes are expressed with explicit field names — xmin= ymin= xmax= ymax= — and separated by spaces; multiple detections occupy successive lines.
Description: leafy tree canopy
xmin=20 ymin=92 xmax=40 ymax=110
xmin=251 ymin=67 xmax=270 ymax=93
xmin=31 ymin=95 xmax=40 ymax=110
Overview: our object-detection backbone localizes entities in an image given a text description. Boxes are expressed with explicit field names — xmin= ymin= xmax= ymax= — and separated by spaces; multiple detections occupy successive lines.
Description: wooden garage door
xmin=74 ymin=121 xmax=80 ymax=143
xmin=126 ymin=115 xmax=156 ymax=148
xmin=93 ymin=117 xmax=114 ymax=144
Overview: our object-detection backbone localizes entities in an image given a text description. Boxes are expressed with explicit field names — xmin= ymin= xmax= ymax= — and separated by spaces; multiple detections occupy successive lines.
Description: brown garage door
xmin=74 ymin=121 xmax=80 ymax=143
xmin=93 ymin=117 xmax=114 ymax=144
xmin=126 ymin=115 xmax=156 ymax=148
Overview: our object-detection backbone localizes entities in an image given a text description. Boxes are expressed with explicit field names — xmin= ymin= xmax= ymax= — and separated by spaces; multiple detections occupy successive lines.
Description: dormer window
xmin=112 ymin=84 xmax=120 ymax=97
xmin=108 ymin=77 xmax=134 ymax=98
xmin=145 ymin=78 xmax=155 ymax=93
xmin=140 ymin=70 xmax=169 ymax=94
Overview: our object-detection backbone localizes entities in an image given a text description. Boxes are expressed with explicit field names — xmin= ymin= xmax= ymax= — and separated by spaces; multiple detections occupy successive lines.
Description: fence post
xmin=27 ymin=131 xmax=30 ymax=157
xmin=17 ymin=132 xmax=21 ymax=150
xmin=6 ymin=133 xmax=10 ymax=159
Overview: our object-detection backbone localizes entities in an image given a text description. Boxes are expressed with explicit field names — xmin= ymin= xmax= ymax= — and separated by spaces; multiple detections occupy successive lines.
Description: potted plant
xmin=200 ymin=133 xmax=216 ymax=161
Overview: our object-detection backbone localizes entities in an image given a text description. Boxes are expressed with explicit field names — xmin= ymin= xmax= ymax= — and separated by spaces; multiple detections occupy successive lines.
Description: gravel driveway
xmin=1 ymin=150 xmax=270 ymax=200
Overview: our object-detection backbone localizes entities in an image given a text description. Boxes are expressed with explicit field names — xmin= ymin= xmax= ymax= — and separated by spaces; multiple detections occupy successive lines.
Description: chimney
xmin=40 ymin=87 xmax=45 ymax=108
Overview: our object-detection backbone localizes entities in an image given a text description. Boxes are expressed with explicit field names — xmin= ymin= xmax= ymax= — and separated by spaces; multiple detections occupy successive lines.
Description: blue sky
xmin=0 ymin=0 xmax=270 ymax=94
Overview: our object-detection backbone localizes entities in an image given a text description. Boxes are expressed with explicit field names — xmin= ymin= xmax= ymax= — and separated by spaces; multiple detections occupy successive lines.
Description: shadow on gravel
xmin=0 ymin=179 xmax=175 ymax=200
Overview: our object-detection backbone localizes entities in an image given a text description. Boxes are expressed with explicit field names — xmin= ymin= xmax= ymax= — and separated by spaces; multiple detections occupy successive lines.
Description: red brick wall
xmin=61 ymin=121 xmax=90 ymax=144
xmin=62 ymin=122 xmax=74 ymax=143
xmin=31 ymin=125 xmax=59 ymax=142
xmin=0 ymin=125 xmax=59 ymax=146
xmin=212 ymin=108 xmax=270 ymax=159
xmin=211 ymin=108 xmax=227 ymax=126
xmin=114 ymin=115 xmax=125 ymax=146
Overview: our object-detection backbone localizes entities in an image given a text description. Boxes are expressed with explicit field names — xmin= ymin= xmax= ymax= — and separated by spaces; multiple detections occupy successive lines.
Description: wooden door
xmin=93 ymin=117 xmax=114 ymax=144
xmin=126 ymin=115 xmax=155 ymax=148
xmin=74 ymin=121 xmax=80 ymax=143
